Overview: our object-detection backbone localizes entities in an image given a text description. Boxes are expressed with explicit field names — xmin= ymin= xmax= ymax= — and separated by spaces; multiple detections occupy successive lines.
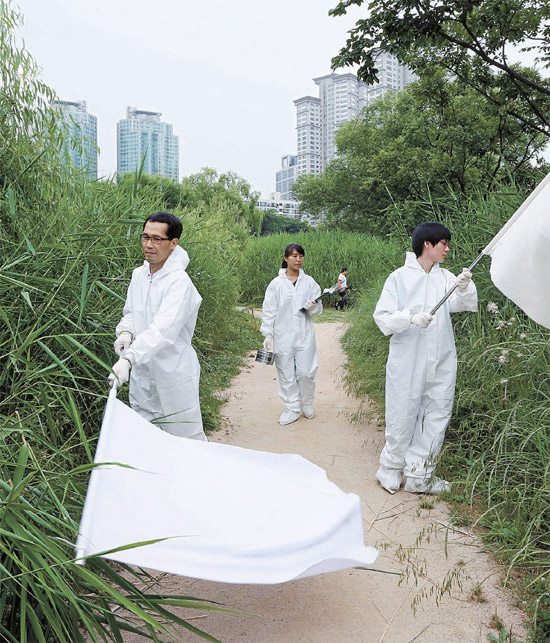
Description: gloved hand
xmin=108 ymin=358 xmax=132 ymax=387
xmin=113 ymin=331 xmax=133 ymax=356
xmin=263 ymin=335 xmax=274 ymax=352
xmin=303 ymin=299 xmax=317 ymax=311
xmin=411 ymin=313 xmax=433 ymax=328
xmin=455 ymin=268 xmax=472 ymax=292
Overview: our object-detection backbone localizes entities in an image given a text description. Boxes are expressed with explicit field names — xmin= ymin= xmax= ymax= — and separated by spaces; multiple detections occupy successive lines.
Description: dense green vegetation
xmin=340 ymin=188 xmax=550 ymax=642
xmin=0 ymin=195 xmax=256 ymax=641
xmin=240 ymin=231 xmax=402 ymax=306
xmin=0 ymin=3 xmax=259 ymax=640
xmin=260 ymin=210 xmax=311 ymax=235
xmin=323 ymin=7 xmax=550 ymax=636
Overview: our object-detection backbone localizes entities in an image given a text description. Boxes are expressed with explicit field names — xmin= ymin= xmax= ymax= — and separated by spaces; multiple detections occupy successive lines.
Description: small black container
xmin=255 ymin=349 xmax=275 ymax=365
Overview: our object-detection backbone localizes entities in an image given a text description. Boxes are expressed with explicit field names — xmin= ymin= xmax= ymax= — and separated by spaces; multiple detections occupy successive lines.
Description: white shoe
xmin=279 ymin=410 xmax=300 ymax=426
xmin=301 ymin=405 xmax=315 ymax=419
xmin=404 ymin=477 xmax=451 ymax=495
xmin=376 ymin=466 xmax=403 ymax=494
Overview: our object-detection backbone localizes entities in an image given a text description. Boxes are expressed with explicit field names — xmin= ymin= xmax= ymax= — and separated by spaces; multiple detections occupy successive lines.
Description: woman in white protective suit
xmin=261 ymin=243 xmax=323 ymax=426
xmin=373 ymin=222 xmax=477 ymax=495
xmin=111 ymin=212 xmax=207 ymax=441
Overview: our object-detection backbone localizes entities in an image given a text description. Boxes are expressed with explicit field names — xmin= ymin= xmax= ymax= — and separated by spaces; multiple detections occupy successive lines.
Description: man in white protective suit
xmin=373 ymin=222 xmax=477 ymax=494
xmin=108 ymin=212 xmax=207 ymax=441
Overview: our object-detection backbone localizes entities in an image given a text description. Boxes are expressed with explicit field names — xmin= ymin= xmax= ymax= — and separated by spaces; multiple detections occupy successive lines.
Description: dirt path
xmin=125 ymin=321 xmax=528 ymax=643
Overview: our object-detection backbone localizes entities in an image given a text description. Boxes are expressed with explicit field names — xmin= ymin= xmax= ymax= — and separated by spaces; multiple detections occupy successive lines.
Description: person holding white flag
xmin=108 ymin=212 xmax=207 ymax=441
xmin=373 ymin=222 xmax=478 ymax=495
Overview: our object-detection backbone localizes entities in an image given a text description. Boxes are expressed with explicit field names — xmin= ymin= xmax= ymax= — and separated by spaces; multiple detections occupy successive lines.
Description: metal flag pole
xmin=429 ymin=252 xmax=486 ymax=316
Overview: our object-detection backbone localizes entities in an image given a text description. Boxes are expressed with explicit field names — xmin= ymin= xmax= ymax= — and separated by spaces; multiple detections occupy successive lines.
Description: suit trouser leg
xmin=404 ymin=380 xmax=453 ymax=480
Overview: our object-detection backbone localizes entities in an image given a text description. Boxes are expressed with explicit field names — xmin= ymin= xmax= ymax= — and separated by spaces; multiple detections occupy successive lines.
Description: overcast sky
xmin=16 ymin=0 xmax=365 ymax=196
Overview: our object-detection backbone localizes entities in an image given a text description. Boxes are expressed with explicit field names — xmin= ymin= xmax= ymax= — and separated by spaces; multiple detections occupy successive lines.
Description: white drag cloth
xmin=76 ymin=389 xmax=378 ymax=584
xmin=483 ymin=171 xmax=550 ymax=329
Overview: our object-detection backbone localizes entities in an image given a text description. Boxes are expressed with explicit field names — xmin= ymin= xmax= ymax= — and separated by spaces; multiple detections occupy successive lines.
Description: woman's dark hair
xmin=144 ymin=211 xmax=182 ymax=240
xmin=412 ymin=222 xmax=451 ymax=258
xmin=281 ymin=243 xmax=305 ymax=268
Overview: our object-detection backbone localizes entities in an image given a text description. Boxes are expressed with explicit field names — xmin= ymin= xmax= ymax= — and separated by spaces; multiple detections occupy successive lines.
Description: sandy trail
xmin=124 ymin=320 xmax=528 ymax=643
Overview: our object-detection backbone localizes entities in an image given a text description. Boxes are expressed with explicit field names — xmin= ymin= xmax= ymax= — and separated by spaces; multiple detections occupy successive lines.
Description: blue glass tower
xmin=117 ymin=107 xmax=179 ymax=180
xmin=51 ymin=100 xmax=98 ymax=179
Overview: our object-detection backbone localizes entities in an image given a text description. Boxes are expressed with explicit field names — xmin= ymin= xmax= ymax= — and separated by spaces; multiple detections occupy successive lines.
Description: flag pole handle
xmin=429 ymin=251 xmax=486 ymax=316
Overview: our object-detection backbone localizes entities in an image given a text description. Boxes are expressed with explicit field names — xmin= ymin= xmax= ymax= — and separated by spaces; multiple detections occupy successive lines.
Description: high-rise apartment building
xmin=313 ymin=73 xmax=368 ymax=168
xmin=117 ymin=107 xmax=179 ymax=180
xmin=51 ymin=100 xmax=98 ymax=179
xmin=292 ymin=58 xmax=415 ymax=180
xmin=293 ymin=74 xmax=366 ymax=177
xmin=364 ymin=49 xmax=417 ymax=105
xmin=293 ymin=96 xmax=321 ymax=178
xmin=276 ymin=154 xmax=298 ymax=201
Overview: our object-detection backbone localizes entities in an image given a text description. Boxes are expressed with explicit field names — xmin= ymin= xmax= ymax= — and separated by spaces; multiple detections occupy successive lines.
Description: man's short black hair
xmin=412 ymin=222 xmax=452 ymax=258
xmin=144 ymin=212 xmax=182 ymax=240
xmin=341 ymin=267 xmax=349 ymax=272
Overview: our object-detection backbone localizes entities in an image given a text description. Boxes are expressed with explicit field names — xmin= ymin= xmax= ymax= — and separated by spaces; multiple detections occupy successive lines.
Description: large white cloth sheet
xmin=75 ymin=389 xmax=378 ymax=584
xmin=483 ymin=172 xmax=550 ymax=329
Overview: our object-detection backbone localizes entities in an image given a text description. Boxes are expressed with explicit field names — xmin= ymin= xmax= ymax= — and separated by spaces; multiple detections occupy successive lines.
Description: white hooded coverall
xmin=261 ymin=269 xmax=322 ymax=412
xmin=373 ymin=252 xmax=477 ymax=480
xmin=116 ymin=245 xmax=207 ymax=441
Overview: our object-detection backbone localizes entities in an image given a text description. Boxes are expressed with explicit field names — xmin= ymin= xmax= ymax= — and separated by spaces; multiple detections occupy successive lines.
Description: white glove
xmin=108 ymin=358 xmax=131 ymax=387
xmin=455 ymin=268 xmax=472 ymax=292
xmin=263 ymin=335 xmax=274 ymax=352
xmin=303 ymin=299 xmax=316 ymax=311
xmin=411 ymin=313 xmax=433 ymax=328
xmin=113 ymin=331 xmax=133 ymax=356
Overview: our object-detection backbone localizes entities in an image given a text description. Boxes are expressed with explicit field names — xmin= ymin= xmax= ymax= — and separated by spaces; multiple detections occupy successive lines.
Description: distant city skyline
xmin=16 ymin=1 xmax=543 ymax=197
xmin=16 ymin=0 xmax=366 ymax=197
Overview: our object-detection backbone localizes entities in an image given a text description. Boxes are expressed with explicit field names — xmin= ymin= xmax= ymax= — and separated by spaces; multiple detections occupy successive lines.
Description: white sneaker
xmin=375 ymin=466 xmax=403 ymax=494
xmin=301 ymin=405 xmax=315 ymax=419
xmin=404 ymin=477 xmax=451 ymax=495
xmin=279 ymin=410 xmax=300 ymax=426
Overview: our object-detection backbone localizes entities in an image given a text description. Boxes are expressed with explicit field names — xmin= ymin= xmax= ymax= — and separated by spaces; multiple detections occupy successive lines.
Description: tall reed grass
xmin=240 ymin=230 xmax=404 ymax=306
xmin=0 ymin=173 xmax=258 ymax=640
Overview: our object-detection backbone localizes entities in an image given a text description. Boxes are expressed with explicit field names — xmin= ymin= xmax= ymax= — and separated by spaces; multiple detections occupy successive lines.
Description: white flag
xmin=483 ymin=172 xmax=550 ymax=329
xmin=75 ymin=389 xmax=378 ymax=584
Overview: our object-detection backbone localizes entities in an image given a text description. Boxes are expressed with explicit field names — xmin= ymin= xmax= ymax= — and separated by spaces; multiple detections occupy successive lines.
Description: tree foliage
xmin=117 ymin=168 xmax=264 ymax=237
xmin=294 ymin=69 xmax=548 ymax=233
xmin=330 ymin=0 xmax=550 ymax=137
xmin=260 ymin=210 xmax=311 ymax=235
xmin=181 ymin=168 xmax=263 ymax=234
xmin=0 ymin=1 xmax=70 ymax=239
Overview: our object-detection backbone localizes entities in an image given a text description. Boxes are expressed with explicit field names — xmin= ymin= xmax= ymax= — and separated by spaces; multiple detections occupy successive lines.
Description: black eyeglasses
xmin=140 ymin=234 xmax=171 ymax=245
